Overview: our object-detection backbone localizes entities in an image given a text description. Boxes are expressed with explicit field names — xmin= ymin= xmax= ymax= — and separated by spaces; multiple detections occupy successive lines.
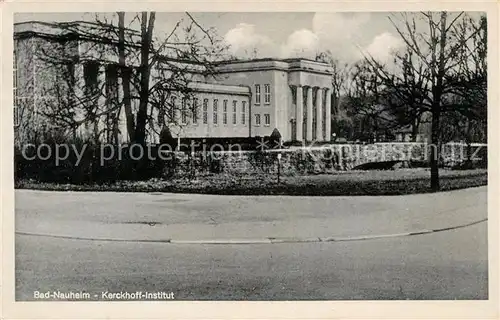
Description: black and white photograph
xmin=2 ymin=1 xmax=498 ymax=319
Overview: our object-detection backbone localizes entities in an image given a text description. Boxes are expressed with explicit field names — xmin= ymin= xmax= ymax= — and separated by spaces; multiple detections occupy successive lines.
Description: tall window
xmin=264 ymin=113 xmax=270 ymax=126
xmin=255 ymin=114 xmax=261 ymax=126
xmin=13 ymin=47 xmax=19 ymax=127
xmin=203 ymin=98 xmax=208 ymax=124
xmin=264 ymin=84 xmax=271 ymax=104
xmin=181 ymin=98 xmax=188 ymax=124
xmin=241 ymin=101 xmax=246 ymax=125
xmin=192 ymin=98 xmax=199 ymax=124
xmin=83 ymin=61 xmax=99 ymax=96
xmin=213 ymin=99 xmax=218 ymax=125
xmin=105 ymin=65 xmax=119 ymax=109
xmin=255 ymin=84 xmax=261 ymax=104
xmin=170 ymin=96 xmax=177 ymax=121
xmin=104 ymin=65 xmax=120 ymax=143
xmin=223 ymin=99 xmax=228 ymax=125
xmin=232 ymin=100 xmax=237 ymax=125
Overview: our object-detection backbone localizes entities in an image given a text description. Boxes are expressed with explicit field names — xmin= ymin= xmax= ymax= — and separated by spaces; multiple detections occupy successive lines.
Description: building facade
xmin=214 ymin=59 xmax=334 ymax=142
xmin=13 ymin=21 xmax=334 ymax=145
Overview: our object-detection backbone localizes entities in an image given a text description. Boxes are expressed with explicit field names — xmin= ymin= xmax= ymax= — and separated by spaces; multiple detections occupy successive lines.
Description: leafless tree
xmin=363 ymin=12 xmax=487 ymax=191
xmin=32 ymin=12 xmax=230 ymax=145
xmin=316 ymin=50 xmax=350 ymax=116
xmin=343 ymin=60 xmax=400 ymax=141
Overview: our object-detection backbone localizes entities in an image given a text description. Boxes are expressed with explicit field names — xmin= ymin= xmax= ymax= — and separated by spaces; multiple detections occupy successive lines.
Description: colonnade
xmin=292 ymin=85 xmax=331 ymax=142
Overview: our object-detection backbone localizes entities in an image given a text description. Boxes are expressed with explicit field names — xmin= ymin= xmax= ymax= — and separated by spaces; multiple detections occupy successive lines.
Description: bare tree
xmin=316 ymin=50 xmax=357 ymax=141
xmin=118 ymin=12 xmax=135 ymax=142
xmin=32 ymin=12 xmax=229 ymax=145
xmin=363 ymin=12 xmax=487 ymax=191
xmin=446 ymin=14 xmax=487 ymax=154
xmin=380 ymin=46 xmax=431 ymax=141
xmin=13 ymin=36 xmax=53 ymax=146
xmin=316 ymin=50 xmax=349 ymax=116
xmin=343 ymin=60 xmax=398 ymax=141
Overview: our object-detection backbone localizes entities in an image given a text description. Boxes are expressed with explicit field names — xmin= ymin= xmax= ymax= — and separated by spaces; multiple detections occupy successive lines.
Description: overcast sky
xmin=14 ymin=12 xmax=483 ymax=64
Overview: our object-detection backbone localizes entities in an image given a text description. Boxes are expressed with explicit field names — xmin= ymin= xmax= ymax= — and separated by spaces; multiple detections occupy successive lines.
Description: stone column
xmin=325 ymin=88 xmax=332 ymax=142
xmin=316 ymin=88 xmax=323 ymax=141
xmin=73 ymin=62 xmax=85 ymax=122
xmin=306 ymin=86 xmax=313 ymax=142
xmin=98 ymin=64 xmax=106 ymax=107
xmin=296 ymin=85 xmax=303 ymax=141
xmin=73 ymin=63 xmax=85 ymax=103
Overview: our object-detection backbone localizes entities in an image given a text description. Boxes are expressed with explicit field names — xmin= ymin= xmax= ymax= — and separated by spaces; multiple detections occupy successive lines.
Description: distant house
xmin=392 ymin=111 xmax=432 ymax=142
xmin=331 ymin=99 xmax=432 ymax=143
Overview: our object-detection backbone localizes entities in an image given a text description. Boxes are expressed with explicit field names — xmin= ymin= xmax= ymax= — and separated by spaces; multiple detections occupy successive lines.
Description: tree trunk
xmin=118 ymin=12 xmax=135 ymax=143
xmin=113 ymin=115 xmax=119 ymax=144
xmin=134 ymin=12 xmax=156 ymax=145
xmin=411 ymin=116 xmax=420 ymax=142
xmin=121 ymin=68 xmax=134 ymax=142
xmin=465 ymin=117 xmax=472 ymax=168
xmin=429 ymin=12 xmax=448 ymax=192
xmin=93 ymin=119 xmax=99 ymax=144
xmin=430 ymin=106 xmax=441 ymax=192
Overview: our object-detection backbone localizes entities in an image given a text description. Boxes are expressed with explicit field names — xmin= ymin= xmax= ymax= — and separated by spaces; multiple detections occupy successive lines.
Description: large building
xmin=13 ymin=21 xmax=335 ymax=145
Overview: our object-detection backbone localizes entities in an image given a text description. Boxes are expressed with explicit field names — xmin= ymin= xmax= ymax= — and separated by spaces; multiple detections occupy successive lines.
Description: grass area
xmin=15 ymin=168 xmax=487 ymax=196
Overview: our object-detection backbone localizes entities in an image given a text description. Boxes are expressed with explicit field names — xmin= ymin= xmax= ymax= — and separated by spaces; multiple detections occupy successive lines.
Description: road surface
xmin=15 ymin=187 xmax=488 ymax=300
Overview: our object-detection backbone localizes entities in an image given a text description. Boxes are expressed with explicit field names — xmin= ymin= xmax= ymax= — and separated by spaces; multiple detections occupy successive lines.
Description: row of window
xmin=172 ymin=97 xmax=271 ymax=127
xmin=176 ymin=98 xmax=248 ymax=126
xmin=255 ymin=84 xmax=271 ymax=105
xmin=254 ymin=113 xmax=271 ymax=126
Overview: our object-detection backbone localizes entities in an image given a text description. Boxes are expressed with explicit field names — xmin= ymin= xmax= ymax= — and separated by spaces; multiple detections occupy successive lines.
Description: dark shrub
xmin=410 ymin=160 xmax=429 ymax=168
xmin=159 ymin=126 xmax=177 ymax=150
xmin=207 ymin=152 xmax=223 ymax=174
xmin=14 ymin=133 xmax=170 ymax=184
xmin=269 ymin=128 xmax=282 ymax=149
xmin=321 ymin=148 xmax=336 ymax=169
xmin=248 ymin=150 xmax=275 ymax=173
xmin=283 ymin=140 xmax=303 ymax=147
xmin=353 ymin=160 xmax=405 ymax=171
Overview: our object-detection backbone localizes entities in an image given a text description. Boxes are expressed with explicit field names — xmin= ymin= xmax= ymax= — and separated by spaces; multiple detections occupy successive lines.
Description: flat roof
xmin=214 ymin=57 xmax=328 ymax=65
xmin=214 ymin=58 xmax=333 ymax=75
xmin=14 ymin=20 xmax=333 ymax=75
xmin=14 ymin=20 xmax=140 ymax=35
xmin=188 ymin=81 xmax=250 ymax=95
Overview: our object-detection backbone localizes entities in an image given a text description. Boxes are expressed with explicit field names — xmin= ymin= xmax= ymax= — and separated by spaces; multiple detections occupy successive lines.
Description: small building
xmin=393 ymin=112 xmax=432 ymax=143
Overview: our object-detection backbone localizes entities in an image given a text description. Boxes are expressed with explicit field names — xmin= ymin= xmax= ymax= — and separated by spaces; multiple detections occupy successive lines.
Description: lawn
xmin=15 ymin=168 xmax=487 ymax=196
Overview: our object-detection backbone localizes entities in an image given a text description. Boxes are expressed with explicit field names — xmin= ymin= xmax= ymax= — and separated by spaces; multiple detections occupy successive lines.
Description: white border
xmin=1 ymin=1 xmax=499 ymax=319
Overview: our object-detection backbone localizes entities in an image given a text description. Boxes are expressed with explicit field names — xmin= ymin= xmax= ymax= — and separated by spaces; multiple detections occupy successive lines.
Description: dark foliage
xmin=352 ymin=160 xmax=410 ymax=171
xmin=16 ymin=170 xmax=487 ymax=196
xmin=15 ymin=139 xmax=168 ymax=184
xmin=269 ymin=128 xmax=282 ymax=148
xmin=159 ymin=126 xmax=176 ymax=146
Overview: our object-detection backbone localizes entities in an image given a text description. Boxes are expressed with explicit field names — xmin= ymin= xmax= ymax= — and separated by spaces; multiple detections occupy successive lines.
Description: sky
xmin=14 ymin=12 xmax=481 ymax=64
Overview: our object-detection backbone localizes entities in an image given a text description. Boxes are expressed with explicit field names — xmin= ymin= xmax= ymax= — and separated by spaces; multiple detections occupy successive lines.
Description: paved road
xmin=15 ymin=187 xmax=488 ymax=300
xmin=15 ymin=187 xmax=487 ymax=241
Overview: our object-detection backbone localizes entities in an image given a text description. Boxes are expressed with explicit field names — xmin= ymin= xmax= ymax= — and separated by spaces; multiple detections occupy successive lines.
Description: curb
xmin=170 ymin=239 xmax=272 ymax=244
xmin=16 ymin=218 xmax=487 ymax=245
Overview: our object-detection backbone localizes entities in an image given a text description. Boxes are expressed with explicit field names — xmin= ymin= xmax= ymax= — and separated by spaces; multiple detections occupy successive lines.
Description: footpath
xmin=15 ymin=186 xmax=487 ymax=244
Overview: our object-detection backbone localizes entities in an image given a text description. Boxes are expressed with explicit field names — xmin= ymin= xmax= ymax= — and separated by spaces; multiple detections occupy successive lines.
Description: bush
xmin=14 ymin=135 xmax=170 ymax=184
xmin=248 ymin=150 xmax=276 ymax=173
xmin=352 ymin=160 xmax=410 ymax=171
xmin=159 ymin=126 xmax=177 ymax=149
xmin=207 ymin=153 xmax=223 ymax=174
xmin=16 ymin=169 xmax=487 ymax=196
xmin=269 ymin=128 xmax=282 ymax=148
xmin=283 ymin=140 xmax=303 ymax=147
xmin=176 ymin=136 xmax=274 ymax=151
